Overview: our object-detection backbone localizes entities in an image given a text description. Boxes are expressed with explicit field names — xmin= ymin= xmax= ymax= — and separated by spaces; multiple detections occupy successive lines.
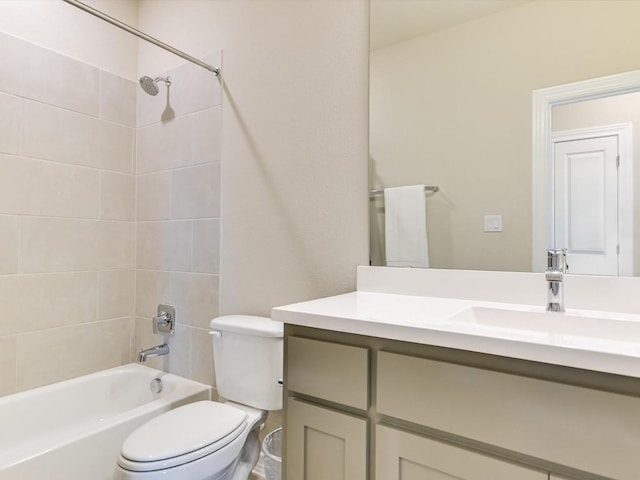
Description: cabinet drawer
xmin=377 ymin=351 xmax=640 ymax=480
xmin=287 ymin=336 xmax=368 ymax=409
xmin=376 ymin=425 xmax=546 ymax=480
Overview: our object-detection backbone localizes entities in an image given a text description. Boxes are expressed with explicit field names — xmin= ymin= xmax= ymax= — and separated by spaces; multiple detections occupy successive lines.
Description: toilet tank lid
xmin=210 ymin=315 xmax=283 ymax=338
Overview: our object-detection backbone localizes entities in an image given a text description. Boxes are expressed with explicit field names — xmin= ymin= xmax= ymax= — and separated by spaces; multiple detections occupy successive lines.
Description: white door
xmin=553 ymin=135 xmax=619 ymax=275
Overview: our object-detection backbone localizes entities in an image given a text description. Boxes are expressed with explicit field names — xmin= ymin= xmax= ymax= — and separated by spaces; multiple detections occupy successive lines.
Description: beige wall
xmin=0 ymin=31 xmax=136 ymax=394
xmin=0 ymin=0 xmax=138 ymax=80
xmin=370 ymin=0 xmax=640 ymax=272
xmin=136 ymin=0 xmax=370 ymax=317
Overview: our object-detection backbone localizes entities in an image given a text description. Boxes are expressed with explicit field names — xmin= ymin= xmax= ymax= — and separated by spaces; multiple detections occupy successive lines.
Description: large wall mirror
xmin=369 ymin=0 xmax=640 ymax=276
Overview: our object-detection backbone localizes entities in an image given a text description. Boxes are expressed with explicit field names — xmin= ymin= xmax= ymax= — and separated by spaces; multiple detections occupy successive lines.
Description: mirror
xmin=369 ymin=0 xmax=640 ymax=275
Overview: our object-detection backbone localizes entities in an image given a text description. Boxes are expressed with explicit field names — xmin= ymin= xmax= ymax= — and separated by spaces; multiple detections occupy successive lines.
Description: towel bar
xmin=369 ymin=186 xmax=439 ymax=198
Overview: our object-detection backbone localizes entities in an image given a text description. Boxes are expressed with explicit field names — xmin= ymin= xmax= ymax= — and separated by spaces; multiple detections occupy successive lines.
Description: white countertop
xmin=272 ymin=291 xmax=640 ymax=378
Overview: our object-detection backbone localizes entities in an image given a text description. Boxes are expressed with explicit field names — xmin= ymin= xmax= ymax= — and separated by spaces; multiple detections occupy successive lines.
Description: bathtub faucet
xmin=138 ymin=343 xmax=169 ymax=362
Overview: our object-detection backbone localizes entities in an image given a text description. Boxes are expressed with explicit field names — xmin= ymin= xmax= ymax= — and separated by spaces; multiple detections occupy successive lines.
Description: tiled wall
xmin=0 ymin=32 xmax=223 ymax=395
xmin=132 ymin=53 xmax=222 ymax=387
xmin=0 ymin=32 xmax=136 ymax=395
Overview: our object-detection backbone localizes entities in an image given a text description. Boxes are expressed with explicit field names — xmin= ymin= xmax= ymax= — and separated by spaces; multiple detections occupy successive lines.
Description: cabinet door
xmin=376 ymin=425 xmax=548 ymax=480
xmin=286 ymin=398 xmax=367 ymax=480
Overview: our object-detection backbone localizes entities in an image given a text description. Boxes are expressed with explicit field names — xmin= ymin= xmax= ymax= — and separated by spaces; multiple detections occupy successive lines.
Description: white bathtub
xmin=0 ymin=363 xmax=211 ymax=480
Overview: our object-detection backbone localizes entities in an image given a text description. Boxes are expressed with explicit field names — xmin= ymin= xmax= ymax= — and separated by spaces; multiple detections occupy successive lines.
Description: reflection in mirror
xmin=369 ymin=0 xmax=640 ymax=275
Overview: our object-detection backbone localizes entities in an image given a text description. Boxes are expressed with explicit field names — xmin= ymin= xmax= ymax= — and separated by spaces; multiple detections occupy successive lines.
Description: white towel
xmin=384 ymin=185 xmax=429 ymax=268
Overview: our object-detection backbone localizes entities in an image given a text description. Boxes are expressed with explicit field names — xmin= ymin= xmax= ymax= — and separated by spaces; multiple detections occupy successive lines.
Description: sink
xmin=446 ymin=306 xmax=640 ymax=346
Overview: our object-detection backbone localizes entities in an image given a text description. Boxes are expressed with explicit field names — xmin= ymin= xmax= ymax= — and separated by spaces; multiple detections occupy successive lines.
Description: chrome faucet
xmin=138 ymin=343 xmax=169 ymax=362
xmin=139 ymin=305 xmax=175 ymax=362
xmin=546 ymin=249 xmax=568 ymax=312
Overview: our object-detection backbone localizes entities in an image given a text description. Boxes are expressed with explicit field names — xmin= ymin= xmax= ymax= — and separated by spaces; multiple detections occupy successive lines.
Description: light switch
xmin=484 ymin=214 xmax=502 ymax=232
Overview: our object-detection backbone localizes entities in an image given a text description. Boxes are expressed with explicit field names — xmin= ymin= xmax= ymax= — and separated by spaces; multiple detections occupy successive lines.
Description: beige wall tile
xmin=0 ymin=215 xmax=18 ymax=274
xmin=193 ymin=219 xmax=220 ymax=274
xmin=22 ymin=100 xmax=98 ymax=168
xmin=0 ymin=32 xmax=99 ymax=116
xmin=16 ymin=318 xmax=131 ymax=391
xmin=0 ymin=32 xmax=24 ymax=101
xmin=20 ymin=218 xmax=133 ymax=273
xmin=136 ymin=171 xmax=172 ymax=221
xmin=0 ymin=93 xmax=20 ymax=155
xmin=170 ymin=272 xmax=219 ymax=329
xmin=97 ymin=122 xmax=134 ymax=174
xmin=0 ymin=154 xmax=99 ymax=218
xmin=172 ymin=163 xmax=220 ymax=219
xmin=20 ymin=218 xmax=101 ymax=273
xmin=22 ymin=100 xmax=133 ymax=173
xmin=136 ymin=115 xmax=191 ymax=173
xmin=193 ymin=106 xmax=222 ymax=164
xmin=166 ymin=324 xmax=191 ymax=378
xmin=0 ymin=335 xmax=17 ymax=396
xmin=22 ymin=39 xmax=100 ymax=116
xmin=98 ymin=221 xmax=135 ymax=270
xmin=22 ymin=101 xmax=100 ymax=167
xmin=100 ymin=171 xmax=135 ymax=221
xmin=136 ymin=220 xmax=193 ymax=271
xmin=0 ymin=154 xmax=29 ymax=214
xmin=32 ymin=161 xmax=99 ymax=219
xmin=172 ymin=52 xmax=222 ymax=117
xmin=190 ymin=327 xmax=215 ymax=386
xmin=135 ymin=270 xmax=171 ymax=318
xmin=1 ymin=272 xmax=97 ymax=335
xmin=98 ymin=270 xmax=135 ymax=320
xmin=100 ymin=70 xmax=136 ymax=127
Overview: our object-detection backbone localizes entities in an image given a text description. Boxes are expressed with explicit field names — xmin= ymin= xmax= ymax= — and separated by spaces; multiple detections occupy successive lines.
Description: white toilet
xmin=116 ymin=315 xmax=283 ymax=480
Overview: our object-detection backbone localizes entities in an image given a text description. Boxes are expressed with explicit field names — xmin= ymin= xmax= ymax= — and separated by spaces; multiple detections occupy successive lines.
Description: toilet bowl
xmin=116 ymin=315 xmax=283 ymax=480
xmin=117 ymin=401 xmax=266 ymax=480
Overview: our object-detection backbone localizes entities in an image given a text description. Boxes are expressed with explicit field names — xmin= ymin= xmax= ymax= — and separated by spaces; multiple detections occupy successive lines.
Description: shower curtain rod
xmin=62 ymin=0 xmax=220 ymax=76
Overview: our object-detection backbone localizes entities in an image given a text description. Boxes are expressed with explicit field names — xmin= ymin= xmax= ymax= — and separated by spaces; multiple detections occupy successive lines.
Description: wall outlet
xmin=484 ymin=215 xmax=502 ymax=232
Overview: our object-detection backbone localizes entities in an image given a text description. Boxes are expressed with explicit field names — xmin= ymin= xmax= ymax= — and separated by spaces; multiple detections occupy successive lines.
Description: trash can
xmin=262 ymin=427 xmax=282 ymax=480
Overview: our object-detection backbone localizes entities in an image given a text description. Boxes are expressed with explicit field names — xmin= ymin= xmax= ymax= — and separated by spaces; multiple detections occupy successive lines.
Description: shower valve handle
xmin=152 ymin=304 xmax=175 ymax=335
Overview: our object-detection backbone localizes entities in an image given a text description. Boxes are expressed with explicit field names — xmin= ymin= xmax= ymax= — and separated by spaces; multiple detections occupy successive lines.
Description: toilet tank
xmin=210 ymin=315 xmax=283 ymax=411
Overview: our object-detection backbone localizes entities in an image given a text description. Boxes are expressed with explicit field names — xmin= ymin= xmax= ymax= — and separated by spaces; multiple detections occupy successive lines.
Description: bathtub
xmin=0 ymin=363 xmax=211 ymax=480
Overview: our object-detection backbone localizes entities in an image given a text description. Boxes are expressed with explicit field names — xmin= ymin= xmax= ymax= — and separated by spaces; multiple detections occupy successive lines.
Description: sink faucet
xmin=138 ymin=343 xmax=169 ymax=362
xmin=546 ymin=249 xmax=568 ymax=312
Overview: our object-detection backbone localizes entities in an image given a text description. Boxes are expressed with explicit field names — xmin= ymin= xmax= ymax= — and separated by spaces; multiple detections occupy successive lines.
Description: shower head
xmin=139 ymin=75 xmax=172 ymax=96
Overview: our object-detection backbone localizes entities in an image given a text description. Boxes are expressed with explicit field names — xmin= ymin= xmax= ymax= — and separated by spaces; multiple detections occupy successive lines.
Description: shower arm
xmin=62 ymin=0 xmax=220 ymax=76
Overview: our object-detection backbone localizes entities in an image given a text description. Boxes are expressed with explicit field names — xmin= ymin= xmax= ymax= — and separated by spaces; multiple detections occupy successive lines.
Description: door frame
xmin=532 ymin=69 xmax=640 ymax=273
xmin=552 ymin=124 xmax=633 ymax=276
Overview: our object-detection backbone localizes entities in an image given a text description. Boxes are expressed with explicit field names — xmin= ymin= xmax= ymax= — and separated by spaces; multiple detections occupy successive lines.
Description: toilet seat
xmin=118 ymin=401 xmax=247 ymax=473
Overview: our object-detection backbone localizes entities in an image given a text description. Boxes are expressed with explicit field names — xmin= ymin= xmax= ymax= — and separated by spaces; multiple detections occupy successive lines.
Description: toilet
xmin=116 ymin=315 xmax=283 ymax=480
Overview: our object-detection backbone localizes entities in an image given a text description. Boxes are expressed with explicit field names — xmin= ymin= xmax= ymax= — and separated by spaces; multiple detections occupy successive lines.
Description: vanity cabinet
xmin=283 ymin=326 xmax=640 ymax=480
xmin=285 ymin=336 xmax=369 ymax=480
xmin=376 ymin=351 xmax=640 ymax=479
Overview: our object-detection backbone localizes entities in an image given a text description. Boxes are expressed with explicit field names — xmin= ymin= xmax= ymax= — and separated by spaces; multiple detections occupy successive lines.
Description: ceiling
xmin=370 ymin=0 xmax=528 ymax=51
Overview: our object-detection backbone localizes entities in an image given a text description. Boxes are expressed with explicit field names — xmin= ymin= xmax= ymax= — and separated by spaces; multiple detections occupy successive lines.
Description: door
xmin=286 ymin=398 xmax=367 ymax=480
xmin=375 ymin=425 xmax=547 ymax=480
xmin=553 ymin=135 xmax=619 ymax=275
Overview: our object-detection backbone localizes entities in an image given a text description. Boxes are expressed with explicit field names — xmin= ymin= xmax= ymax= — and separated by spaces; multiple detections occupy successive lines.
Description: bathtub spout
xmin=138 ymin=343 xmax=169 ymax=362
